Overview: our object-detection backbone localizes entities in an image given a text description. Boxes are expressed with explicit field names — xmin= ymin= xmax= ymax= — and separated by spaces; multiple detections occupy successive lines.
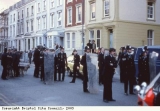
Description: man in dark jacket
xmin=1 ymin=48 xmax=8 ymax=80
xmin=70 ymin=49 xmax=80 ymax=83
xmin=80 ymin=47 xmax=90 ymax=93
xmin=103 ymin=48 xmax=117 ymax=103
xmin=118 ymin=47 xmax=127 ymax=83
xmin=124 ymin=45 xmax=136 ymax=95
xmin=33 ymin=46 xmax=40 ymax=78
xmin=138 ymin=51 xmax=150 ymax=85
xmin=98 ymin=47 xmax=104 ymax=85
xmin=28 ymin=50 xmax=32 ymax=64
xmin=57 ymin=47 xmax=67 ymax=81
xmin=40 ymin=48 xmax=45 ymax=81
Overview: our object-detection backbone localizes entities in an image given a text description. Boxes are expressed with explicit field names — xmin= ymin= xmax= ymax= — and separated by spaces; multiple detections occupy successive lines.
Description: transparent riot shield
xmin=44 ymin=51 xmax=55 ymax=85
xmin=149 ymin=51 xmax=159 ymax=82
xmin=86 ymin=53 xmax=99 ymax=93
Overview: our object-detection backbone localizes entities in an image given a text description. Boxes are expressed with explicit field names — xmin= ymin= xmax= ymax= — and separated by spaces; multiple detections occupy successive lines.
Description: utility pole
xmin=81 ymin=0 xmax=84 ymax=55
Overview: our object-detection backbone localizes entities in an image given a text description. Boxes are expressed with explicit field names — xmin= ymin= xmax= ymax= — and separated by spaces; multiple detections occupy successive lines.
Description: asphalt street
xmin=0 ymin=63 xmax=137 ymax=106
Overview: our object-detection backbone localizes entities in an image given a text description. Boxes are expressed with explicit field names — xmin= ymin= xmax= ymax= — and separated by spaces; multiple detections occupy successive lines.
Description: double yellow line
xmin=0 ymin=93 xmax=17 ymax=106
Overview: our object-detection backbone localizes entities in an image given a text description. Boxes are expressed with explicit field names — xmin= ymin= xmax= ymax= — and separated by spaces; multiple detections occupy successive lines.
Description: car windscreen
xmin=148 ymin=49 xmax=160 ymax=60
xmin=153 ymin=77 xmax=160 ymax=93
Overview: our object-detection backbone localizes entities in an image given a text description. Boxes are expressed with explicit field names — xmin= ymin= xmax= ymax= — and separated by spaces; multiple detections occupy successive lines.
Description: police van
xmin=134 ymin=46 xmax=160 ymax=77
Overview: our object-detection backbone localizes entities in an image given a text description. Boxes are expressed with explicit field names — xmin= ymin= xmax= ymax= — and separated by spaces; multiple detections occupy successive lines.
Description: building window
xmin=97 ymin=30 xmax=101 ymax=48
xmin=104 ymin=0 xmax=110 ymax=17
xmin=51 ymin=0 xmax=54 ymax=8
xmin=21 ymin=23 xmax=23 ymax=34
xmin=77 ymin=5 xmax=82 ymax=22
xmin=31 ymin=20 xmax=34 ymax=31
xmin=13 ymin=25 xmax=15 ymax=36
xmin=10 ymin=15 xmax=12 ymax=23
xmin=44 ymin=0 xmax=46 ymax=10
xmin=90 ymin=30 xmax=94 ymax=40
xmin=49 ymin=36 xmax=52 ymax=48
xmin=90 ymin=2 xmax=96 ymax=20
xmin=22 ymin=10 xmax=24 ymax=18
xmin=57 ymin=0 xmax=62 ymax=6
xmin=43 ymin=17 xmax=46 ymax=29
xmin=13 ymin=14 xmax=15 ymax=22
xmin=31 ymin=6 xmax=34 ymax=15
xmin=67 ymin=33 xmax=70 ymax=48
xmin=67 ymin=0 xmax=72 ymax=3
xmin=68 ymin=8 xmax=72 ymax=24
xmin=17 ymin=24 xmax=19 ymax=35
xmin=39 ymin=37 xmax=42 ymax=45
xmin=57 ymin=11 xmax=62 ymax=26
xmin=147 ymin=2 xmax=154 ymax=19
xmin=50 ymin=14 xmax=54 ymax=28
xmin=27 ymin=8 xmax=29 ymax=17
xmin=26 ymin=21 xmax=29 ymax=32
xmin=10 ymin=26 xmax=12 ymax=37
xmin=38 ymin=3 xmax=40 ymax=12
xmin=72 ymin=33 xmax=75 ymax=48
xmin=18 ymin=12 xmax=20 ymax=20
xmin=37 ymin=19 xmax=40 ymax=30
xmin=147 ymin=30 xmax=154 ymax=46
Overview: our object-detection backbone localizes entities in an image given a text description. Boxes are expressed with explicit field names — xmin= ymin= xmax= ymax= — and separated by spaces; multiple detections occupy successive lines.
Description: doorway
xmin=109 ymin=29 xmax=113 ymax=48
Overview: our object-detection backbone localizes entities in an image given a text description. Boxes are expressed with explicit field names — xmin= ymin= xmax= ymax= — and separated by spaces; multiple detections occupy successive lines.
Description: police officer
xmin=103 ymin=48 xmax=117 ymax=103
xmin=1 ymin=48 xmax=8 ymax=80
xmin=7 ymin=49 xmax=13 ymax=77
xmin=70 ymin=49 xmax=80 ymax=83
xmin=54 ymin=52 xmax=58 ymax=81
xmin=118 ymin=47 xmax=127 ymax=83
xmin=33 ymin=46 xmax=40 ymax=78
xmin=57 ymin=47 xmax=67 ymax=81
xmin=124 ymin=45 xmax=136 ymax=95
xmin=138 ymin=50 xmax=150 ymax=85
xmin=80 ymin=46 xmax=90 ymax=93
xmin=40 ymin=47 xmax=45 ymax=81
xmin=98 ymin=47 xmax=104 ymax=85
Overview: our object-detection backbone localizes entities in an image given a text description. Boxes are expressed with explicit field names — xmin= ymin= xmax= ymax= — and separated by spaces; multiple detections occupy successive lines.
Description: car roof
xmin=137 ymin=45 xmax=160 ymax=49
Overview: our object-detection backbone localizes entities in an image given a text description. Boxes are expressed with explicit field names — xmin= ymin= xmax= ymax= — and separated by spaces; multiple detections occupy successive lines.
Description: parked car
xmin=67 ymin=55 xmax=83 ymax=78
xmin=134 ymin=45 xmax=160 ymax=77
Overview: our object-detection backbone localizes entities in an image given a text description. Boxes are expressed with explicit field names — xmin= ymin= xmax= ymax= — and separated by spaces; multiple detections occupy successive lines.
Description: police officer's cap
xmin=73 ymin=49 xmax=77 ymax=52
xmin=144 ymin=45 xmax=148 ymax=51
xmin=109 ymin=48 xmax=116 ymax=52
xmin=126 ymin=45 xmax=132 ymax=50
xmin=121 ymin=47 xmax=125 ymax=50
xmin=85 ymin=46 xmax=90 ymax=50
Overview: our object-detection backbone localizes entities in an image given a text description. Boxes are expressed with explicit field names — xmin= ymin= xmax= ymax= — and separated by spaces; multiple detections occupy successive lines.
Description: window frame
xmin=76 ymin=4 xmax=82 ymax=23
xmin=31 ymin=20 xmax=34 ymax=32
xmin=147 ymin=2 xmax=155 ymax=20
xmin=104 ymin=0 xmax=110 ymax=17
xmin=50 ymin=14 xmax=54 ymax=28
xmin=67 ymin=7 xmax=72 ymax=25
xmin=90 ymin=2 xmax=96 ymax=20
xmin=51 ymin=0 xmax=55 ymax=8
xmin=147 ymin=30 xmax=154 ymax=46
xmin=38 ymin=3 xmax=40 ymax=13
xmin=72 ymin=33 xmax=75 ymax=48
xmin=97 ymin=30 xmax=101 ymax=48
xmin=44 ymin=0 xmax=47 ymax=11
xmin=31 ymin=6 xmax=34 ymax=15
xmin=57 ymin=11 xmax=62 ymax=27
xmin=67 ymin=33 xmax=70 ymax=49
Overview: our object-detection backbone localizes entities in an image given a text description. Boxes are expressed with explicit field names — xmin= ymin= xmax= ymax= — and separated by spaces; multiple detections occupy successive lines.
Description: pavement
xmin=0 ymin=63 xmax=137 ymax=106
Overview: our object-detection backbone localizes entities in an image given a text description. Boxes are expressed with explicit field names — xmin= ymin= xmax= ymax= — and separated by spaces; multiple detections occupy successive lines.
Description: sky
xmin=0 ymin=0 xmax=20 ymax=12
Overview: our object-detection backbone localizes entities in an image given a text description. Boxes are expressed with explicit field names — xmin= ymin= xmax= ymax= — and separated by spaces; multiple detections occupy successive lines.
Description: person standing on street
xmin=103 ymin=48 xmax=117 ymax=103
xmin=70 ymin=49 xmax=80 ymax=83
xmin=138 ymin=50 xmax=150 ymax=85
xmin=40 ymin=47 xmax=45 ymax=81
xmin=33 ymin=46 xmax=40 ymax=78
xmin=124 ymin=45 xmax=136 ymax=95
xmin=118 ymin=47 xmax=127 ymax=83
xmin=57 ymin=47 xmax=67 ymax=81
xmin=1 ymin=48 xmax=8 ymax=80
xmin=98 ymin=47 xmax=104 ymax=85
xmin=92 ymin=40 xmax=96 ymax=53
xmin=80 ymin=47 xmax=90 ymax=93
xmin=87 ymin=40 xmax=92 ymax=52
xmin=28 ymin=50 xmax=32 ymax=64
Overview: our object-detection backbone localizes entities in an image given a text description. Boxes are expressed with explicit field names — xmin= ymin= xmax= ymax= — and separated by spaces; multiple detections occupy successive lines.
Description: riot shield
xmin=55 ymin=48 xmax=60 ymax=56
xmin=149 ymin=51 xmax=159 ymax=82
xmin=44 ymin=51 xmax=55 ymax=85
xmin=86 ymin=53 xmax=99 ymax=93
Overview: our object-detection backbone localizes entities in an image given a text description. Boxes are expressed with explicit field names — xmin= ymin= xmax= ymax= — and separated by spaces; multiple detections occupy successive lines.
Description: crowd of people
xmin=1 ymin=42 xmax=151 ymax=104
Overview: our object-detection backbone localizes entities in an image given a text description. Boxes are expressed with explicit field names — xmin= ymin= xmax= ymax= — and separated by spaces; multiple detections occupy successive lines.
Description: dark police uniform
xmin=119 ymin=48 xmax=127 ymax=83
xmin=57 ymin=52 xmax=67 ymax=81
xmin=98 ymin=52 xmax=104 ymax=85
xmin=80 ymin=53 xmax=89 ymax=92
xmin=138 ymin=53 xmax=150 ymax=85
xmin=1 ymin=48 xmax=8 ymax=80
xmin=124 ymin=51 xmax=136 ymax=94
xmin=54 ymin=54 xmax=58 ymax=81
xmin=33 ymin=48 xmax=40 ymax=78
xmin=103 ymin=52 xmax=117 ymax=102
xmin=70 ymin=54 xmax=80 ymax=83
xmin=7 ymin=52 xmax=13 ymax=76
xmin=40 ymin=50 xmax=45 ymax=81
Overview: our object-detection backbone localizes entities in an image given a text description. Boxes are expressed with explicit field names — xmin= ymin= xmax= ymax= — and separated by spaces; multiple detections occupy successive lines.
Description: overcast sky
xmin=0 ymin=0 xmax=20 ymax=12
